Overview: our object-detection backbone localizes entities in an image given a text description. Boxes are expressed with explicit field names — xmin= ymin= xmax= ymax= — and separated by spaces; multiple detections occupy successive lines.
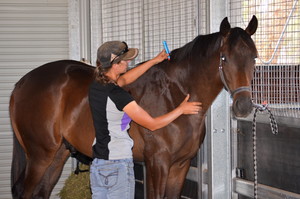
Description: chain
xmin=252 ymin=104 xmax=278 ymax=199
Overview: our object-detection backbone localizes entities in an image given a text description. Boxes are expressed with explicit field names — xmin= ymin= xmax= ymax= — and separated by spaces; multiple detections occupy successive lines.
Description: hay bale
xmin=58 ymin=164 xmax=92 ymax=199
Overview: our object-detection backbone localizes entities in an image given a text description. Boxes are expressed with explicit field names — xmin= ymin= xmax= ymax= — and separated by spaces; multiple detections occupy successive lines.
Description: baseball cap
xmin=97 ymin=41 xmax=139 ymax=68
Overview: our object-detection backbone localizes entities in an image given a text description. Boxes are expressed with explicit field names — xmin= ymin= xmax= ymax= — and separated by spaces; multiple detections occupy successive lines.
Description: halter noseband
xmin=219 ymin=53 xmax=252 ymax=98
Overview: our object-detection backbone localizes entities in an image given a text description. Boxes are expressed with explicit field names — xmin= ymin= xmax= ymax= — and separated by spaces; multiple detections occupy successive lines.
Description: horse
xmin=9 ymin=16 xmax=258 ymax=199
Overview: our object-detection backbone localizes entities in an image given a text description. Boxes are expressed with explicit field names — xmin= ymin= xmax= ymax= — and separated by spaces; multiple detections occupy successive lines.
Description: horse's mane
xmin=126 ymin=33 xmax=223 ymax=95
xmin=169 ymin=32 xmax=222 ymax=64
xmin=128 ymin=27 xmax=255 ymax=92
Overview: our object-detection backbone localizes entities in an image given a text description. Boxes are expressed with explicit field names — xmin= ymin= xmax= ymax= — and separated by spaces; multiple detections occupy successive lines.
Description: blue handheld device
xmin=162 ymin=41 xmax=171 ymax=60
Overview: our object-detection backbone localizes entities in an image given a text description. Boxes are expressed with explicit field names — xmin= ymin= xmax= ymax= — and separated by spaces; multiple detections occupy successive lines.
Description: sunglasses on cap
xmin=110 ymin=41 xmax=129 ymax=64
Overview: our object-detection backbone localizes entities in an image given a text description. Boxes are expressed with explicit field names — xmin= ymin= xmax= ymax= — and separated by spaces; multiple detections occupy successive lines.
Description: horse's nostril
xmin=233 ymin=97 xmax=253 ymax=117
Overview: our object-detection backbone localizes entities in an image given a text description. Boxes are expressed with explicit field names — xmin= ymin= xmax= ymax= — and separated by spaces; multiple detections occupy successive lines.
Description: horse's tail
xmin=10 ymin=92 xmax=26 ymax=198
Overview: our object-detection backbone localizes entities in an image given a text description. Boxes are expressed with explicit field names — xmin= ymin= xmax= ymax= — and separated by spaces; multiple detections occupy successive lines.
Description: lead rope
xmin=252 ymin=103 xmax=278 ymax=199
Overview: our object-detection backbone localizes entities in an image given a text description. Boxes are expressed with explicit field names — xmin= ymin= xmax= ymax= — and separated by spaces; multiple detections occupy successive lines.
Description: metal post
xmin=205 ymin=0 xmax=231 ymax=198
xmin=79 ymin=0 xmax=91 ymax=62
xmin=68 ymin=0 xmax=80 ymax=60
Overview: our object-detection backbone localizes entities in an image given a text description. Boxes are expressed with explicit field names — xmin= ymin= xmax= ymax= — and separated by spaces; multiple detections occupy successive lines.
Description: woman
xmin=88 ymin=41 xmax=201 ymax=199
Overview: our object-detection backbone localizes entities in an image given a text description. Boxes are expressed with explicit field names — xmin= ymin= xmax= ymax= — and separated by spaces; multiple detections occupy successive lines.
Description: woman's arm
xmin=117 ymin=50 xmax=168 ymax=87
xmin=123 ymin=94 xmax=201 ymax=131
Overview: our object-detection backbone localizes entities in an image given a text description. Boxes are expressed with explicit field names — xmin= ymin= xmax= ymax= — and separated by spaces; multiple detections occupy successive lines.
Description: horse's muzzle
xmin=232 ymin=95 xmax=253 ymax=117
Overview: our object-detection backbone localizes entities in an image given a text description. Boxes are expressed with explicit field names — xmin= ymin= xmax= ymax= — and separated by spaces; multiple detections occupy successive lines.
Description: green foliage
xmin=58 ymin=164 xmax=92 ymax=199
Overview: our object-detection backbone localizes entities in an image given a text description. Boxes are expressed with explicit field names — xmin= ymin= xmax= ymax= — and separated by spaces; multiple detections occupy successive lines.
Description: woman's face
xmin=118 ymin=60 xmax=131 ymax=73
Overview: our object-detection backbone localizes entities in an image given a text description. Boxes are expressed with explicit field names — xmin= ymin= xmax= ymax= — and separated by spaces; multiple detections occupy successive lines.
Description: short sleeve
xmin=109 ymin=85 xmax=134 ymax=111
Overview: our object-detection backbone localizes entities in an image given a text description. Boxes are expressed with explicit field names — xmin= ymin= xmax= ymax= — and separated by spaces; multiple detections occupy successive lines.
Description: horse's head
xmin=219 ymin=15 xmax=258 ymax=117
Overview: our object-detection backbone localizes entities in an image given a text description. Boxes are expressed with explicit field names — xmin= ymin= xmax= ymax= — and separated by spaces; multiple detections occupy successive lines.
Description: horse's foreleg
xmin=33 ymin=144 xmax=70 ymax=198
xmin=165 ymin=159 xmax=191 ymax=199
xmin=145 ymin=164 xmax=154 ymax=199
xmin=145 ymin=155 xmax=171 ymax=199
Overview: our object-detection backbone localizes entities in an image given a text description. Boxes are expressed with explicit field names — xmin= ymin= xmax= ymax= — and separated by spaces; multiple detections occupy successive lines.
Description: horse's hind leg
xmin=21 ymin=146 xmax=62 ymax=199
xmin=165 ymin=159 xmax=191 ymax=198
xmin=11 ymin=134 xmax=27 ymax=199
xmin=33 ymin=143 xmax=70 ymax=198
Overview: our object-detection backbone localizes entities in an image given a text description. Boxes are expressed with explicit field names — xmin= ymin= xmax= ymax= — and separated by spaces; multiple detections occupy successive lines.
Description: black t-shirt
xmin=88 ymin=81 xmax=134 ymax=160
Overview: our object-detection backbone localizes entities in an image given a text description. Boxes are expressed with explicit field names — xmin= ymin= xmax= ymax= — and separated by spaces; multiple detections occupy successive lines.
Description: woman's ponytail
xmin=94 ymin=60 xmax=112 ymax=84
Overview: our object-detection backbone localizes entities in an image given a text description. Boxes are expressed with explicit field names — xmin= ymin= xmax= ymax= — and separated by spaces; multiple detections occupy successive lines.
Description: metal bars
xmin=253 ymin=64 xmax=300 ymax=118
xmin=99 ymin=0 xmax=198 ymax=66
xmin=143 ymin=0 xmax=197 ymax=60
xmin=100 ymin=0 xmax=143 ymax=65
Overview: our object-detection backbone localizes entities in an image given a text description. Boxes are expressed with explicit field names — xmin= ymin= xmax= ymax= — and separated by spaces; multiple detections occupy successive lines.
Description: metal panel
xmin=236 ymin=120 xmax=300 ymax=196
xmin=234 ymin=178 xmax=300 ymax=199
xmin=0 ymin=1 xmax=72 ymax=198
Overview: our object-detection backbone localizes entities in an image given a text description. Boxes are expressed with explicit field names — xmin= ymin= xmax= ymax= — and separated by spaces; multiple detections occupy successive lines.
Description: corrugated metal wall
xmin=0 ymin=0 xmax=72 ymax=198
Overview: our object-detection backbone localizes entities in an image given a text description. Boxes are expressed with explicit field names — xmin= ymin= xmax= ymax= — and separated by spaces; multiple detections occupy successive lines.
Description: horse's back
xmin=9 ymin=60 xmax=95 ymax=154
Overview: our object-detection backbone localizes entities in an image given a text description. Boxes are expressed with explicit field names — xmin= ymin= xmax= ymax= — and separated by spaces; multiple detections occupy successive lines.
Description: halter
xmin=218 ymin=53 xmax=252 ymax=98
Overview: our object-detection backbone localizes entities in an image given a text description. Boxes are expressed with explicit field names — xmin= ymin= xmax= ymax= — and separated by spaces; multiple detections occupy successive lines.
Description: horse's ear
xmin=220 ymin=17 xmax=231 ymax=37
xmin=245 ymin=15 xmax=258 ymax=36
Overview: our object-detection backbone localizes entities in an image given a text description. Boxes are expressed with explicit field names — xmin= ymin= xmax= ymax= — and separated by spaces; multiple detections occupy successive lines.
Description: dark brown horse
xmin=10 ymin=16 xmax=258 ymax=199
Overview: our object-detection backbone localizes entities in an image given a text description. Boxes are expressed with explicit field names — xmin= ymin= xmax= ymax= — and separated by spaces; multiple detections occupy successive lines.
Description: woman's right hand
xmin=179 ymin=94 xmax=202 ymax=115
xmin=152 ymin=50 xmax=169 ymax=64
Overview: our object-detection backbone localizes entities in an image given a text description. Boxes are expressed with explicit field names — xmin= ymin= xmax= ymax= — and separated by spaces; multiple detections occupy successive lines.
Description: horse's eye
xmin=221 ymin=56 xmax=226 ymax=61
xmin=254 ymin=57 xmax=257 ymax=63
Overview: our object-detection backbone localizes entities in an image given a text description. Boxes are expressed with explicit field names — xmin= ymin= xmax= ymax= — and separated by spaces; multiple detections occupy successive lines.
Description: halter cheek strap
xmin=219 ymin=54 xmax=252 ymax=98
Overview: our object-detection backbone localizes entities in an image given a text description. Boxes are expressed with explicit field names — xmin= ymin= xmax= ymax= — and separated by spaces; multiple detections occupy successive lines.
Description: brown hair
xmin=94 ymin=60 xmax=112 ymax=84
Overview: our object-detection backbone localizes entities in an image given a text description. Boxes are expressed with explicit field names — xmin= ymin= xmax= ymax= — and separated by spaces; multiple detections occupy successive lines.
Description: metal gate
xmin=230 ymin=1 xmax=300 ymax=198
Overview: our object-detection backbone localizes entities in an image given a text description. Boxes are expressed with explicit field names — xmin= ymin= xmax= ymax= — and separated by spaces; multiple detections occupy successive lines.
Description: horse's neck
xmin=168 ymin=53 xmax=224 ymax=112
xmin=128 ymin=35 xmax=224 ymax=111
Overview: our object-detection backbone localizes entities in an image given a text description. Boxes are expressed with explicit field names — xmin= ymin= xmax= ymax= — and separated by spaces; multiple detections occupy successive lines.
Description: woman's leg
xmin=108 ymin=159 xmax=135 ymax=199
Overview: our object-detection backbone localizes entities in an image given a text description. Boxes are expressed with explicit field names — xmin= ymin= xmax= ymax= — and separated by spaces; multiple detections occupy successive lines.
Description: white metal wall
xmin=0 ymin=0 xmax=72 ymax=198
